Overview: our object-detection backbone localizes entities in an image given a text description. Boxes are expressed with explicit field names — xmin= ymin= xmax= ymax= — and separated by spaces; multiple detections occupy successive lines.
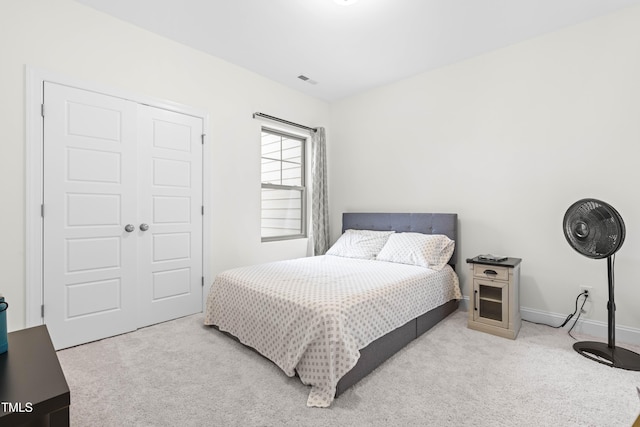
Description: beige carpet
xmin=57 ymin=310 xmax=640 ymax=426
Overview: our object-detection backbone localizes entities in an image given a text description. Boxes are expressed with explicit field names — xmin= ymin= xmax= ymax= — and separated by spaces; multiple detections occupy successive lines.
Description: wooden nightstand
xmin=466 ymin=256 xmax=522 ymax=339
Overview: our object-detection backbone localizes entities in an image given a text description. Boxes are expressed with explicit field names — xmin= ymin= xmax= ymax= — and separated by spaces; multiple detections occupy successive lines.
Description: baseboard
xmin=459 ymin=296 xmax=470 ymax=312
xmin=458 ymin=297 xmax=640 ymax=346
xmin=520 ymin=306 xmax=640 ymax=347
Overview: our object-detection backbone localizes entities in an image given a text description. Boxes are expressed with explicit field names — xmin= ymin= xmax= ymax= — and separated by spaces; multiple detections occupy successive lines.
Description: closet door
xmin=43 ymin=82 xmax=139 ymax=349
xmin=137 ymin=105 xmax=203 ymax=326
xmin=42 ymin=83 xmax=204 ymax=350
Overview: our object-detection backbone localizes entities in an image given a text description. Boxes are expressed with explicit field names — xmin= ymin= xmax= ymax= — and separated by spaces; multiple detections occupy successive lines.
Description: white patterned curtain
xmin=311 ymin=127 xmax=329 ymax=255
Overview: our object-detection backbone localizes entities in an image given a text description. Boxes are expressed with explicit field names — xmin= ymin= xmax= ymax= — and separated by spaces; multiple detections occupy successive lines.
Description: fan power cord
xmin=560 ymin=290 xmax=589 ymax=328
xmin=524 ymin=291 xmax=589 ymax=335
xmin=567 ymin=291 xmax=589 ymax=340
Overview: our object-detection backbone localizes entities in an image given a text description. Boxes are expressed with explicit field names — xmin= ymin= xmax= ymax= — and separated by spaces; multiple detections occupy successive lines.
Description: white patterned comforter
xmin=204 ymin=255 xmax=461 ymax=407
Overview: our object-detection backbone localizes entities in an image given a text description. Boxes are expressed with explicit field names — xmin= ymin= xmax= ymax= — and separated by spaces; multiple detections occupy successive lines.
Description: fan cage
xmin=563 ymin=199 xmax=625 ymax=259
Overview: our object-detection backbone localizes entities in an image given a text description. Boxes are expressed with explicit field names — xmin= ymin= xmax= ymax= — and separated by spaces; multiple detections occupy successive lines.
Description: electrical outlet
xmin=579 ymin=285 xmax=593 ymax=316
xmin=580 ymin=285 xmax=593 ymax=298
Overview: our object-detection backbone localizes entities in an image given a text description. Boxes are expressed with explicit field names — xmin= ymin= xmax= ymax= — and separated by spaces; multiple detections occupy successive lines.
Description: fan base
xmin=573 ymin=341 xmax=640 ymax=371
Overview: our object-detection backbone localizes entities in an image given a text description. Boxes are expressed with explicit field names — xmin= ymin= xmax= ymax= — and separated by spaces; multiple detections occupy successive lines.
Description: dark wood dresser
xmin=0 ymin=325 xmax=70 ymax=426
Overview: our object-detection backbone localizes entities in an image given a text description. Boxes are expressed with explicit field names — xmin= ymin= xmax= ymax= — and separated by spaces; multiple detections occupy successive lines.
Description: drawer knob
xmin=484 ymin=269 xmax=498 ymax=276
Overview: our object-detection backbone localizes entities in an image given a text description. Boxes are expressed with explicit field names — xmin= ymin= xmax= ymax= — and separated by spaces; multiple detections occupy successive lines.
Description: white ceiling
xmin=76 ymin=0 xmax=640 ymax=101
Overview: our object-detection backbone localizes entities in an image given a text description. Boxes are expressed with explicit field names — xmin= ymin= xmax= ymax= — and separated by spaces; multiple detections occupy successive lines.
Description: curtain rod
xmin=253 ymin=112 xmax=317 ymax=133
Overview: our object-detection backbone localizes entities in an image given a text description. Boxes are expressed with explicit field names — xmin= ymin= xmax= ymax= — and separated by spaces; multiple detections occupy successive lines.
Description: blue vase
xmin=0 ymin=295 xmax=8 ymax=354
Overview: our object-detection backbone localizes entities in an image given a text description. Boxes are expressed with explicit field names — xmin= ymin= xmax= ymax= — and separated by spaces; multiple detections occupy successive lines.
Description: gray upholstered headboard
xmin=341 ymin=212 xmax=458 ymax=267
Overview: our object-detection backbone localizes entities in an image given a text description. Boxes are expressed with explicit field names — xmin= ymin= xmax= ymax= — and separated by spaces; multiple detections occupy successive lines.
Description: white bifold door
xmin=43 ymin=82 xmax=203 ymax=349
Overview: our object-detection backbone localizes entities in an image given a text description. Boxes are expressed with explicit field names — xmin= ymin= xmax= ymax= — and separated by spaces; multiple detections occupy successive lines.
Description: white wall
xmin=329 ymin=6 xmax=640 ymax=334
xmin=0 ymin=0 xmax=329 ymax=330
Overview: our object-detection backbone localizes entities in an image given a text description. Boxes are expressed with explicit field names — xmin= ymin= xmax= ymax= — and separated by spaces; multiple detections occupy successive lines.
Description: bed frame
xmin=335 ymin=212 xmax=459 ymax=395
xmin=212 ymin=212 xmax=459 ymax=399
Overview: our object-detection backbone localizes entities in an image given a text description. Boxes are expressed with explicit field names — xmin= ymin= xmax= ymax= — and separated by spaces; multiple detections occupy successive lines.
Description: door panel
xmin=67 ymin=148 xmax=122 ymax=183
xmin=43 ymin=82 xmax=138 ymax=349
xmin=66 ymin=278 xmax=121 ymax=318
xmin=153 ymin=233 xmax=191 ymax=262
xmin=66 ymin=193 xmax=121 ymax=226
xmin=66 ymin=237 xmax=121 ymax=271
xmin=137 ymin=105 xmax=203 ymax=326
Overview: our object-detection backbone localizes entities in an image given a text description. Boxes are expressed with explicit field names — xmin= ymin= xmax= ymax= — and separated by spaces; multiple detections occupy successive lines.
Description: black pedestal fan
xmin=563 ymin=198 xmax=640 ymax=371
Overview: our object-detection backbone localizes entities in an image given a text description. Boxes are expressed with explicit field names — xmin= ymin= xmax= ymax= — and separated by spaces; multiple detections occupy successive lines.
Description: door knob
xmin=139 ymin=223 xmax=150 ymax=231
xmin=124 ymin=224 xmax=135 ymax=233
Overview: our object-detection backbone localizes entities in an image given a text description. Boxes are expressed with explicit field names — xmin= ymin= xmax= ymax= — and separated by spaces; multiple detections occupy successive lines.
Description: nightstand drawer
xmin=473 ymin=264 xmax=509 ymax=281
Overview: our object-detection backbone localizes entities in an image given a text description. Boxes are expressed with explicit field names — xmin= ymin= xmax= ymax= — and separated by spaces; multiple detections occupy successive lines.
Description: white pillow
xmin=326 ymin=229 xmax=395 ymax=260
xmin=376 ymin=232 xmax=455 ymax=270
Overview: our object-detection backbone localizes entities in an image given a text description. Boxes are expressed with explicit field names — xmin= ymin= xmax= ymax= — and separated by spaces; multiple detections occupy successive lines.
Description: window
xmin=261 ymin=128 xmax=306 ymax=241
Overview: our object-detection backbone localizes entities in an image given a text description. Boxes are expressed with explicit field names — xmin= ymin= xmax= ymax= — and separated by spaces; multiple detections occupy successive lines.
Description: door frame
xmin=25 ymin=66 xmax=212 ymax=327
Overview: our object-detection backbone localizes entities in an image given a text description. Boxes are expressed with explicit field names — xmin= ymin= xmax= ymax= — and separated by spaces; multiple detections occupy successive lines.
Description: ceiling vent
xmin=297 ymin=75 xmax=318 ymax=85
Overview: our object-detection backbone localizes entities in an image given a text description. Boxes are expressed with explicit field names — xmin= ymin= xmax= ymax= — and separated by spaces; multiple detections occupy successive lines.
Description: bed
xmin=204 ymin=212 xmax=461 ymax=407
